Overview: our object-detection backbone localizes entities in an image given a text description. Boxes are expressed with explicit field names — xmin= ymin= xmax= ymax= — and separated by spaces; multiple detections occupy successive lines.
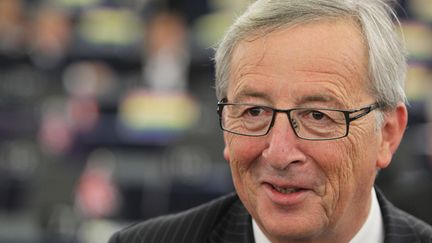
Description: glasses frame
xmin=217 ymin=98 xmax=380 ymax=141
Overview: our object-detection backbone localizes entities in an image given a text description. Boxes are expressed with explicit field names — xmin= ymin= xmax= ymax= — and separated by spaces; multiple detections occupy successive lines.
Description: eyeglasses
xmin=217 ymin=99 xmax=380 ymax=141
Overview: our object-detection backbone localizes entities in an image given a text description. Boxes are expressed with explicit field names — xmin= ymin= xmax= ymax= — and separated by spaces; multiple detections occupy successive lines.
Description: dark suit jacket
xmin=109 ymin=189 xmax=432 ymax=243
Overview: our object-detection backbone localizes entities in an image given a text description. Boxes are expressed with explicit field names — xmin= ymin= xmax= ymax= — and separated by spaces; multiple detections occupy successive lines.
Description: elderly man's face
xmin=223 ymin=20 xmax=397 ymax=242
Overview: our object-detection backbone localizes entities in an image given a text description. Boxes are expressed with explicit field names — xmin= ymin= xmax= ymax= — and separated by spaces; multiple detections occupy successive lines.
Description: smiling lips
xmin=257 ymin=170 xmax=321 ymax=206
xmin=262 ymin=180 xmax=312 ymax=206
xmin=272 ymin=185 xmax=301 ymax=194
xmin=264 ymin=179 xmax=309 ymax=194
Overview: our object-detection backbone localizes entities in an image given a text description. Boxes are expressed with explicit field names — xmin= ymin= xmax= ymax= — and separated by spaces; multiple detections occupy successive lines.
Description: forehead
xmin=228 ymin=19 xmax=370 ymax=108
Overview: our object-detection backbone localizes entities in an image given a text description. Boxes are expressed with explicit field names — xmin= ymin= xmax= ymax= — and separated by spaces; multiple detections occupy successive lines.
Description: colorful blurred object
xmin=75 ymin=148 xmax=119 ymax=219
xmin=77 ymin=7 xmax=142 ymax=46
xmin=401 ymin=21 xmax=432 ymax=61
xmin=408 ymin=0 xmax=432 ymax=23
xmin=117 ymin=90 xmax=200 ymax=143
xmin=406 ymin=63 xmax=432 ymax=100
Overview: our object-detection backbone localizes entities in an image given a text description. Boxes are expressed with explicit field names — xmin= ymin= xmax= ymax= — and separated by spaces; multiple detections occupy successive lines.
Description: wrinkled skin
xmin=223 ymin=19 xmax=407 ymax=243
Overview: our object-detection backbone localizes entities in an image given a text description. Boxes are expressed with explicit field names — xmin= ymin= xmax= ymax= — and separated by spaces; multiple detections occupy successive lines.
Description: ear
xmin=223 ymin=133 xmax=231 ymax=162
xmin=377 ymin=103 xmax=408 ymax=169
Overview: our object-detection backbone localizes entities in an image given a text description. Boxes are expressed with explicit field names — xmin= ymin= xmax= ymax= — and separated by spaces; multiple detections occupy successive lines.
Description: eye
xmin=298 ymin=109 xmax=333 ymax=123
xmin=247 ymin=107 xmax=264 ymax=117
xmin=311 ymin=111 xmax=325 ymax=120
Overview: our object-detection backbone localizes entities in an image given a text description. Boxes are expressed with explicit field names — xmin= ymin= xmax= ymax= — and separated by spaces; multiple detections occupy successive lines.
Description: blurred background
xmin=0 ymin=0 xmax=430 ymax=242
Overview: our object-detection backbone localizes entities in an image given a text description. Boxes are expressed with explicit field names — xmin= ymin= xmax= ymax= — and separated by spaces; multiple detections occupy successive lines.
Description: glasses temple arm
xmin=348 ymin=103 xmax=380 ymax=122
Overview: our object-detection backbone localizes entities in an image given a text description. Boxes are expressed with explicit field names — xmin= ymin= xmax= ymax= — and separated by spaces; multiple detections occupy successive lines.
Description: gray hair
xmin=214 ymin=0 xmax=407 ymax=110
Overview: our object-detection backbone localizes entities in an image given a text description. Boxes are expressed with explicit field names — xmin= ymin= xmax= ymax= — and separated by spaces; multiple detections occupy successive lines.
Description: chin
xmin=261 ymin=220 xmax=327 ymax=242
xmin=253 ymin=196 xmax=329 ymax=242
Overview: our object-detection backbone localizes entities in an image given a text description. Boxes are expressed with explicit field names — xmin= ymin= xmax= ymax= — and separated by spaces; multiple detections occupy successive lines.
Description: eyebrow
xmin=230 ymin=89 xmax=272 ymax=103
xmin=230 ymin=88 xmax=344 ymax=108
xmin=296 ymin=95 xmax=343 ymax=108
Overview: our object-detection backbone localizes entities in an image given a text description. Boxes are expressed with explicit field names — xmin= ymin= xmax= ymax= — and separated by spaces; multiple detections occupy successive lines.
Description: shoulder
xmin=109 ymin=193 xmax=242 ymax=243
xmin=376 ymin=189 xmax=432 ymax=242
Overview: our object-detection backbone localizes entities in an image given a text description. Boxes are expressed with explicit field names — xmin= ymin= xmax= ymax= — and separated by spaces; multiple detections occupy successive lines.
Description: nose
xmin=262 ymin=112 xmax=306 ymax=170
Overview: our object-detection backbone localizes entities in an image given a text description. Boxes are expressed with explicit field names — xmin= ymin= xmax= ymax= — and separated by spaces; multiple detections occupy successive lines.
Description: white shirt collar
xmin=349 ymin=188 xmax=384 ymax=243
xmin=252 ymin=188 xmax=384 ymax=243
xmin=252 ymin=217 xmax=271 ymax=243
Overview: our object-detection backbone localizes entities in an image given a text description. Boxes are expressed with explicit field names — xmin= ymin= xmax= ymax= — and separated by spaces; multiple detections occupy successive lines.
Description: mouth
xmin=263 ymin=182 xmax=310 ymax=206
xmin=272 ymin=185 xmax=302 ymax=194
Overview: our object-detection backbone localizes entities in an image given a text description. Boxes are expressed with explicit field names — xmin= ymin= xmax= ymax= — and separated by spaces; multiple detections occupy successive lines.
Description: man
xmin=109 ymin=0 xmax=432 ymax=242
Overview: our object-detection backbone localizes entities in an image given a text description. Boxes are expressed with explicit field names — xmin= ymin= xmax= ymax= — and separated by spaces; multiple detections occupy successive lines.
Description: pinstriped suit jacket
xmin=109 ymin=189 xmax=432 ymax=243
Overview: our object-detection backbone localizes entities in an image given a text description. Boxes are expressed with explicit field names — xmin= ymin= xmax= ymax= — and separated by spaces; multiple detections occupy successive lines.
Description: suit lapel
xmin=208 ymin=198 xmax=255 ymax=243
xmin=376 ymin=188 xmax=422 ymax=243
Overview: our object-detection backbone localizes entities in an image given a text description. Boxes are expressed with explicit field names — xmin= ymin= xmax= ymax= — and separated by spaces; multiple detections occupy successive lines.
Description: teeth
xmin=273 ymin=185 xmax=299 ymax=194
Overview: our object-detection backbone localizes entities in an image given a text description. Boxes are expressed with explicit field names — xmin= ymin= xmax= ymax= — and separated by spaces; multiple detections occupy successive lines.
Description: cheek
xmin=320 ymin=124 xmax=379 ymax=185
xmin=225 ymin=135 xmax=265 ymax=168
xmin=308 ymin=140 xmax=358 ymax=206
xmin=224 ymin=135 xmax=266 ymax=191
xmin=309 ymin=141 xmax=354 ymax=182
xmin=313 ymin=141 xmax=355 ymax=191
xmin=348 ymin=125 xmax=381 ymax=176
xmin=316 ymin=127 xmax=379 ymax=208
